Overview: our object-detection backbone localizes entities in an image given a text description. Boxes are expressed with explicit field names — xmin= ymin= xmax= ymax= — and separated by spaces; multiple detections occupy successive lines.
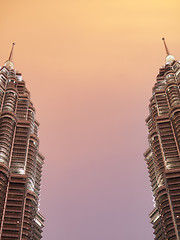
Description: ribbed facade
xmin=144 ymin=55 xmax=180 ymax=240
xmin=0 ymin=58 xmax=44 ymax=239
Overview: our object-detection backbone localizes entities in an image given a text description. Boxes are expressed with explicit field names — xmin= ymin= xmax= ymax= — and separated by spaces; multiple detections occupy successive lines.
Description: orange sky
xmin=1 ymin=1 xmax=180 ymax=239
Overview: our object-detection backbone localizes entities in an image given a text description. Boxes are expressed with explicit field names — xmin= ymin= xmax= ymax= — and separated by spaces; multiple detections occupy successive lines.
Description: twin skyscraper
xmin=145 ymin=39 xmax=180 ymax=239
xmin=0 ymin=44 xmax=44 ymax=240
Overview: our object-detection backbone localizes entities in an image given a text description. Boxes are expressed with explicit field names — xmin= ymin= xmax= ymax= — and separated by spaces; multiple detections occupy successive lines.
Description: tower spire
xmin=8 ymin=42 xmax=15 ymax=61
xmin=4 ymin=43 xmax=15 ymax=69
xmin=162 ymin=38 xmax=170 ymax=56
xmin=162 ymin=38 xmax=175 ymax=64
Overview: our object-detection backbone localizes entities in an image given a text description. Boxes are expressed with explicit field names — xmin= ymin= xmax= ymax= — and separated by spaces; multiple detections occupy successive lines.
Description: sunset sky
xmin=1 ymin=1 xmax=180 ymax=239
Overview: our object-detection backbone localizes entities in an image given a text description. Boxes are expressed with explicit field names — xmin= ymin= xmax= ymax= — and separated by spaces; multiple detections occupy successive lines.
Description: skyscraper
xmin=0 ymin=44 xmax=44 ymax=240
xmin=144 ymin=39 xmax=180 ymax=240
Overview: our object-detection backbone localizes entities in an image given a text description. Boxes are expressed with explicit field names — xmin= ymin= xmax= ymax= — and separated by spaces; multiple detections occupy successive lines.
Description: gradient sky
xmin=1 ymin=1 xmax=180 ymax=239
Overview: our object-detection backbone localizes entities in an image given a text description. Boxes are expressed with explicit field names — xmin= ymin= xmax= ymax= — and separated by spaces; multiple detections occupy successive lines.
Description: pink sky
xmin=1 ymin=1 xmax=180 ymax=239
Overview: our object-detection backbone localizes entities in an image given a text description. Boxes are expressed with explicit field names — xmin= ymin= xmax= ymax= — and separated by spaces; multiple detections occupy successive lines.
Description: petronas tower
xmin=144 ymin=39 xmax=180 ymax=240
xmin=0 ymin=44 xmax=44 ymax=240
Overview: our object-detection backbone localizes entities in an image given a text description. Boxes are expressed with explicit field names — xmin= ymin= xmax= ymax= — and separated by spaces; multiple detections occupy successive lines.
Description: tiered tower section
xmin=0 ymin=46 xmax=44 ymax=240
xmin=144 ymin=42 xmax=180 ymax=240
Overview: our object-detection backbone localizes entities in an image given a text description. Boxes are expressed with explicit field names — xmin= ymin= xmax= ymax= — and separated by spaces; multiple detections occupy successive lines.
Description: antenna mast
xmin=162 ymin=38 xmax=170 ymax=56
xmin=8 ymin=43 xmax=15 ymax=61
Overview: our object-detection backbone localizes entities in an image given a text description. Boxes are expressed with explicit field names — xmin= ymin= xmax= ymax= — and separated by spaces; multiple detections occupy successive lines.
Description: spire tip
xmin=8 ymin=42 xmax=15 ymax=61
xmin=162 ymin=38 xmax=170 ymax=56
xmin=4 ymin=43 xmax=16 ymax=69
